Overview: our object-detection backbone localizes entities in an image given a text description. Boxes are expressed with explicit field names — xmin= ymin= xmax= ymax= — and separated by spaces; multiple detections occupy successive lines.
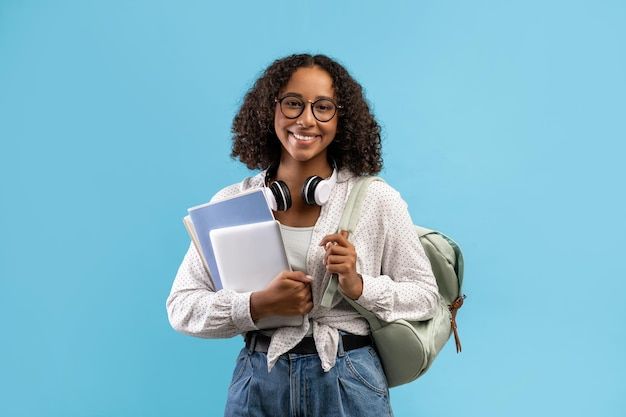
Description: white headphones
xmin=263 ymin=165 xmax=338 ymax=211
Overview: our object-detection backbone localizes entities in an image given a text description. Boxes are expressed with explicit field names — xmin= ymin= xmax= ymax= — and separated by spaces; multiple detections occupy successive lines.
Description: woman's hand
xmin=319 ymin=230 xmax=363 ymax=300
xmin=250 ymin=271 xmax=313 ymax=322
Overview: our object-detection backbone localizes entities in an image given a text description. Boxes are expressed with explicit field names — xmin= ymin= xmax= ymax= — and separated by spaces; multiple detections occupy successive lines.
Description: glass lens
xmin=312 ymin=99 xmax=336 ymax=122
xmin=280 ymin=96 xmax=304 ymax=118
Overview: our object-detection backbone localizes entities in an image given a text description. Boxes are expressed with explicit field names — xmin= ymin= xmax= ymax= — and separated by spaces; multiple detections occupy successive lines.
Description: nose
xmin=296 ymin=102 xmax=316 ymax=127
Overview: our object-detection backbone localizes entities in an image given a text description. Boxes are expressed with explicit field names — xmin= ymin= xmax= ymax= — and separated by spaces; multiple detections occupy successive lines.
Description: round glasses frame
xmin=275 ymin=95 xmax=342 ymax=123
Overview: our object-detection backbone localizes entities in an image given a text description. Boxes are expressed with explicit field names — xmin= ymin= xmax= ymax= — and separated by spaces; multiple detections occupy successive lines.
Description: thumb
xmin=286 ymin=273 xmax=314 ymax=284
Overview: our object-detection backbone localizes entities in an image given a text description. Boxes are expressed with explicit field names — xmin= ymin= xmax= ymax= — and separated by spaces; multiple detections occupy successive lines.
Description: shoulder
xmin=335 ymin=170 xmax=405 ymax=209
xmin=209 ymin=171 xmax=266 ymax=202
xmin=354 ymin=176 xmax=406 ymax=211
xmin=366 ymin=178 xmax=402 ymax=201
xmin=342 ymin=175 xmax=412 ymax=237
xmin=335 ymin=172 xmax=407 ymax=220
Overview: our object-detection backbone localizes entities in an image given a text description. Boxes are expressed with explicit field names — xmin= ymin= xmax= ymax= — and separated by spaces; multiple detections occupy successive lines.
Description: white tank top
xmin=279 ymin=224 xmax=314 ymax=273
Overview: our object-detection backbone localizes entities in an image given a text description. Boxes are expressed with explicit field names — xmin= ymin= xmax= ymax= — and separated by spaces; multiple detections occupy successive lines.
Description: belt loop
xmin=246 ymin=332 xmax=257 ymax=354
xmin=337 ymin=332 xmax=345 ymax=357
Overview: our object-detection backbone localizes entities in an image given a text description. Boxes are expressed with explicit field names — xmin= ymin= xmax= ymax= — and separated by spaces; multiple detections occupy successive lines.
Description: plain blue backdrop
xmin=1 ymin=1 xmax=625 ymax=416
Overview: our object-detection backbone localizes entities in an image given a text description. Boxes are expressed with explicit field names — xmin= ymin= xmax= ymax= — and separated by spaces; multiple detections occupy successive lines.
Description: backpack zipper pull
xmin=449 ymin=295 xmax=466 ymax=353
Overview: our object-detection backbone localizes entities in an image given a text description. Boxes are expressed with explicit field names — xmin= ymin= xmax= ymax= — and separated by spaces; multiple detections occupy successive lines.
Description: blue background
xmin=1 ymin=1 xmax=625 ymax=416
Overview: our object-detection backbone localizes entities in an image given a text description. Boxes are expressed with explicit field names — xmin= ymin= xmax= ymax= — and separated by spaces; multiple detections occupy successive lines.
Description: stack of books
xmin=183 ymin=189 xmax=302 ymax=329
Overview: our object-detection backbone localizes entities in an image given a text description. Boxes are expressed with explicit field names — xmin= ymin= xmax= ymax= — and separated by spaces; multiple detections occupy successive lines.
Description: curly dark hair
xmin=231 ymin=54 xmax=383 ymax=175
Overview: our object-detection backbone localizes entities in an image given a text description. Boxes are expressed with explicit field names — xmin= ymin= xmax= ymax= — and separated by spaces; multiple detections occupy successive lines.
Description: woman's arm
xmin=167 ymin=244 xmax=315 ymax=337
xmin=356 ymin=182 xmax=439 ymax=322
xmin=166 ymin=243 xmax=259 ymax=338
xmin=321 ymin=181 xmax=439 ymax=323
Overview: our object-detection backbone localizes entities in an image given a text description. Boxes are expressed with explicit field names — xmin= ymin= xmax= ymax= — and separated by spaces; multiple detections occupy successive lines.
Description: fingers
xmin=322 ymin=236 xmax=355 ymax=265
xmin=300 ymin=285 xmax=314 ymax=314
xmin=319 ymin=231 xmax=351 ymax=248
xmin=262 ymin=271 xmax=314 ymax=316
xmin=324 ymin=254 xmax=354 ymax=271
xmin=323 ymin=244 xmax=348 ymax=263
xmin=324 ymin=261 xmax=353 ymax=275
xmin=275 ymin=271 xmax=312 ymax=285
xmin=287 ymin=280 xmax=313 ymax=315
xmin=325 ymin=253 xmax=355 ymax=265
xmin=284 ymin=271 xmax=313 ymax=284
xmin=300 ymin=300 xmax=314 ymax=315
xmin=321 ymin=232 xmax=353 ymax=262
xmin=319 ymin=231 xmax=357 ymax=278
xmin=323 ymin=244 xmax=351 ymax=256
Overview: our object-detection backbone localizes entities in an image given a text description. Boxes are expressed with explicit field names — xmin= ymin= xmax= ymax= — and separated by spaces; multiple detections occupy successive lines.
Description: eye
xmin=284 ymin=98 xmax=303 ymax=109
xmin=314 ymin=100 xmax=335 ymax=113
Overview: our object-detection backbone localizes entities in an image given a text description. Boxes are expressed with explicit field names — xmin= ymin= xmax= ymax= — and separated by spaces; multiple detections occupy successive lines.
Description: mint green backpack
xmin=321 ymin=177 xmax=465 ymax=387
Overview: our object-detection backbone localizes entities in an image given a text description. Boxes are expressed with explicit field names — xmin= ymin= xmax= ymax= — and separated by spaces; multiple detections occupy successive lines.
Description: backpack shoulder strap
xmin=320 ymin=176 xmax=383 ymax=309
xmin=338 ymin=176 xmax=383 ymax=233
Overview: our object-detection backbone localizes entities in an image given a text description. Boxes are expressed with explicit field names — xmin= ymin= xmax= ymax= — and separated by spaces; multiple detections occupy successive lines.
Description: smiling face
xmin=274 ymin=66 xmax=338 ymax=167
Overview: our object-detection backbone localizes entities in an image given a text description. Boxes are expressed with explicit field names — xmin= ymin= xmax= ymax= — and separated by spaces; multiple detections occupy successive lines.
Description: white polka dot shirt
xmin=166 ymin=169 xmax=439 ymax=372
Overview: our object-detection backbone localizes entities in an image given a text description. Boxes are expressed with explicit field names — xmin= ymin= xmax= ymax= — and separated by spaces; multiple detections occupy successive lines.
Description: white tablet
xmin=210 ymin=220 xmax=303 ymax=329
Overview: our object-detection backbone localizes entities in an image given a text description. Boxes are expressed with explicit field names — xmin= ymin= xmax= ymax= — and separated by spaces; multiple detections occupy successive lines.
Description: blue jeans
xmin=224 ymin=337 xmax=393 ymax=417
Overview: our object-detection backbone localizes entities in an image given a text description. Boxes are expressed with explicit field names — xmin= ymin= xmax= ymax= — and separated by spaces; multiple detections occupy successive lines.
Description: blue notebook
xmin=186 ymin=189 xmax=274 ymax=290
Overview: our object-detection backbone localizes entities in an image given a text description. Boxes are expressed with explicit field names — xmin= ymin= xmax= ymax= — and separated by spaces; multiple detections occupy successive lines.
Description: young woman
xmin=167 ymin=54 xmax=439 ymax=417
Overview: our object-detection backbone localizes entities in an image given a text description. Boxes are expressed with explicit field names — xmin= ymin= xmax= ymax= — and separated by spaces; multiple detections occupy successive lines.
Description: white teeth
xmin=292 ymin=132 xmax=317 ymax=141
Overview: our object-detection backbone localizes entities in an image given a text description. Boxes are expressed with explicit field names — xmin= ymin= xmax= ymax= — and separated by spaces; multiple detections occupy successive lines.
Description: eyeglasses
xmin=275 ymin=94 xmax=342 ymax=122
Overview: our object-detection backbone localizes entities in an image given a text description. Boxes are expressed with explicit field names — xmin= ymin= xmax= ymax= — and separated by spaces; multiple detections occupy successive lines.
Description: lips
xmin=289 ymin=132 xmax=321 ymax=142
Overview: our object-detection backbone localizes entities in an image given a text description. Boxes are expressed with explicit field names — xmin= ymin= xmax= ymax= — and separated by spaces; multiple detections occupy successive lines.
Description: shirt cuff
xmin=354 ymin=274 xmax=393 ymax=313
xmin=231 ymin=291 xmax=259 ymax=332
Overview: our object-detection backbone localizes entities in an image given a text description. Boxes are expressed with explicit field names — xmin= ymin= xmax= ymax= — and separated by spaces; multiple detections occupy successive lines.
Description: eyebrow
xmin=280 ymin=92 xmax=337 ymax=101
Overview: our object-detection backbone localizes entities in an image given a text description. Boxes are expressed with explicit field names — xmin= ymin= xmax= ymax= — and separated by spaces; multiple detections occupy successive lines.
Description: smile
xmin=290 ymin=132 xmax=320 ymax=142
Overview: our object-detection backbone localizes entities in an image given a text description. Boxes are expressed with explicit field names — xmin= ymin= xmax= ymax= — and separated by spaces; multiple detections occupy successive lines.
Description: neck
xmin=274 ymin=156 xmax=333 ymax=184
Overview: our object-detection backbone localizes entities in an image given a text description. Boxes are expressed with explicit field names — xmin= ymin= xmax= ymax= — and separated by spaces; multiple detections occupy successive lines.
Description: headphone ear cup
xmin=269 ymin=180 xmax=292 ymax=211
xmin=301 ymin=176 xmax=323 ymax=206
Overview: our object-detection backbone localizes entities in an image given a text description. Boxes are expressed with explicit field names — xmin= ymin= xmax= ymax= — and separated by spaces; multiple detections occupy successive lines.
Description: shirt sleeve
xmin=166 ymin=242 xmax=259 ymax=338
xmin=353 ymin=182 xmax=440 ymax=323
